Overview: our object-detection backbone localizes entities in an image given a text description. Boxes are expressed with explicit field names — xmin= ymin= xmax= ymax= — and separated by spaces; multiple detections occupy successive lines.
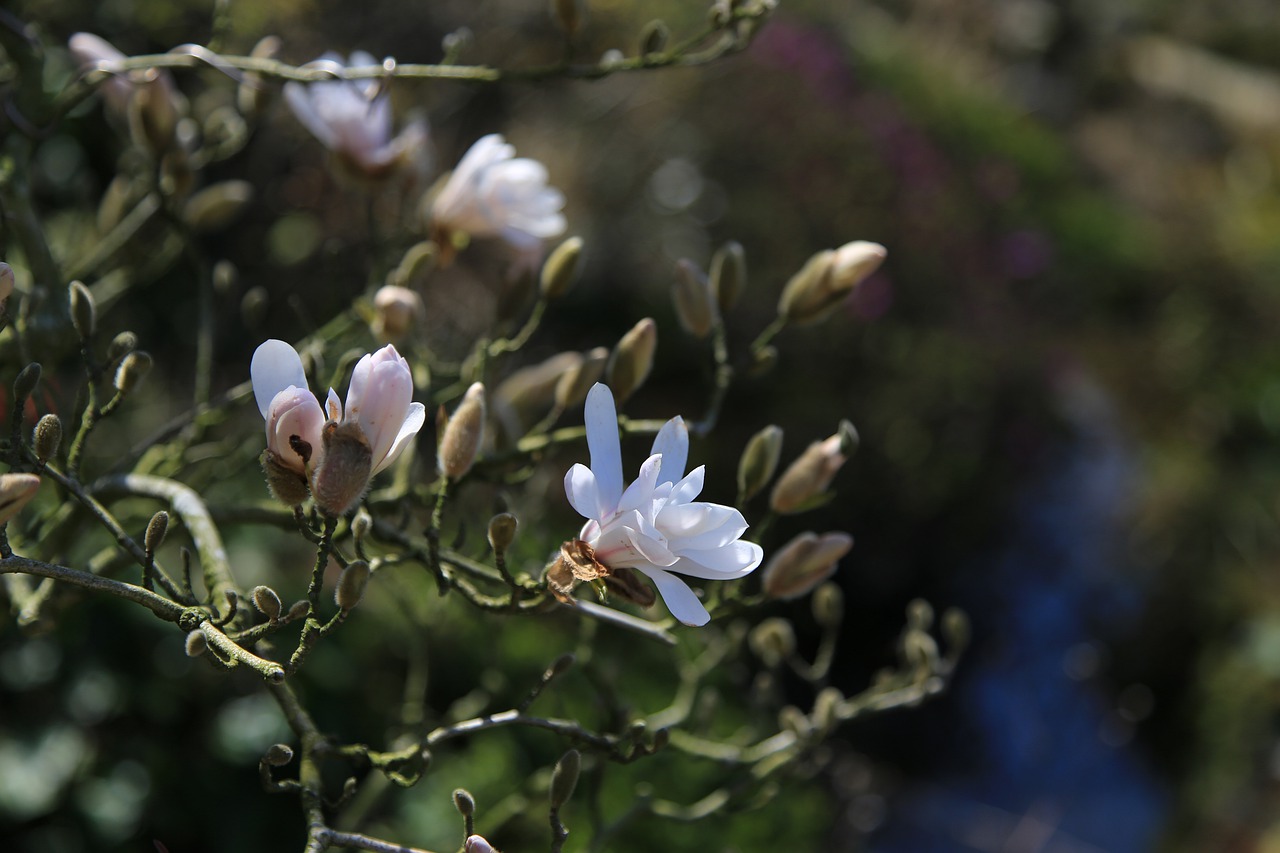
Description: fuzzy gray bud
xmin=13 ymin=363 xmax=40 ymax=402
xmin=550 ymin=749 xmax=581 ymax=808
xmin=453 ymin=788 xmax=476 ymax=816
xmin=253 ymin=585 xmax=283 ymax=621
xmin=487 ymin=513 xmax=518 ymax=552
xmin=263 ymin=743 xmax=294 ymax=766
xmin=439 ymin=383 xmax=486 ymax=479
xmin=554 ymin=347 xmax=609 ymax=411
xmin=145 ymin=511 xmax=169 ymax=555
xmin=33 ymin=414 xmax=62 ymax=463
xmin=540 ymin=236 xmax=583 ymax=300
xmin=114 ymin=351 xmax=153 ymax=395
xmin=335 ymin=561 xmax=371 ymax=611
xmin=778 ymin=241 xmax=886 ymax=324
xmin=185 ymin=630 xmax=207 ymax=657
xmin=761 ymin=531 xmax=854 ymax=600
xmin=310 ymin=422 xmax=373 ymax=517
xmin=107 ymin=331 xmax=139 ymax=363
xmin=69 ymin=281 xmax=96 ymax=340
xmin=286 ymin=600 xmax=310 ymax=622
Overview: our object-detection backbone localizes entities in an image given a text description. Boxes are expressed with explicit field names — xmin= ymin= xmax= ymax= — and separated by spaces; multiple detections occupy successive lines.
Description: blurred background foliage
xmin=5 ymin=0 xmax=1280 ymax=850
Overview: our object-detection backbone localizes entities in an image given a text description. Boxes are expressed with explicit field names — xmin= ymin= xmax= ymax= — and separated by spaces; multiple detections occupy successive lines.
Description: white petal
xmin=670 ymin=466 xmax=705 ymax=504
xmin=584 ymin=384 xmax=623 ymax=517
xmin=372 ymin=401 xmax=426 ymax=475
xmin=354 ymin=360 xmax=413 ymax=466
xmin=251 ymin=340 xmax=307 ymax=418
xmin=564 ymin=463 xmax=601 ymax=521
xmin=658 ymin=502 xmax=747 ymax=551
xmin=284 ymin=83 xmax=338 ymax=149
xmin=342 ymin=352 xmax=376 ymax=419
xmin=664 ymin=540 xmax=763 ymax=580
xmin=326 ymin=388 xmax=343 ymax=421
xmin=650 ymin=417 xmax=688 ymax=486
xmin=617 ymin=454 xmax=662 ymax=514
xmin=638 ymin=567 xmax=710 ymax=627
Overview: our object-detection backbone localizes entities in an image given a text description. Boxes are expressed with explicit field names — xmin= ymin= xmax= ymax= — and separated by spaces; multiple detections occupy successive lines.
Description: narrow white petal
xmin=638 ymin=568 xmax=710 ymax=627
xmin=326 ymin=388 xmax=343 ymax=421
xmin=650 ymin=417 xmax=689 ymax=486
xmin=564 ymin=464 xmax=601 ymax=521
xmin=584 ymin=384 xmax=623 ymax=516
xmin=658 ymin=502 xmax=747 ymax=551
xmin=373 ymin=401 xmax=426 ymax=475
xmin=355 ymin=360 xmax=413 ymax=466
xmin=342 ymin=352 xmax=376 ymax=419
xmin=251 ymin=340 xmax=307 ymax=418
xmin=617 ymin=454 xmax=662 ymax=513
xmin=670 ymin=466 xmax=705 ymax=504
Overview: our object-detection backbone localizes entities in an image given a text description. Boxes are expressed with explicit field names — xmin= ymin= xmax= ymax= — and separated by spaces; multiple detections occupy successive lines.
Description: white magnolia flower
xmin=284 ymin=52 xmax=427 ymax=178
xmin=320 ymin=343 xmax=427 ymax=477
xmin=563 ymin=384 xmax=763 ymax=626
xmin=430 ymin=134 xmax=566 ymax=254
xmin=251 ymin=339 xmax=326 ymax=476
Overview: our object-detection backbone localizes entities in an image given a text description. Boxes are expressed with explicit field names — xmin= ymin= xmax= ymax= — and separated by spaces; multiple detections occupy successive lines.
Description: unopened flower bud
xmin=550 ymin=652 xmax=575 ymax=677
xmin=639 ymin=19 xmax=670 ymax=56
xmin=812 ymin=582 xmax=844 ymax=629
xmin=710 ymin=240 xmax=745 ymax=312
xmin=769 ymin=433 xmax=848 ymax=515
xmin=749 ymin=617 xmax=795 ymax=668
xmin=0 ymin=473 xmax=40 ymax=524
xmin=540 ymin=236 xmax=583 ymax=300
xmin=310 ymin=421 xmax=373 ymax=517
xmin=737 ymin=425 xmax=782 ymax=502
xmin=107 ymin=331 xmax=139 ymax=363
xmin=672 ymin=259 xmax=716 ymax=338
xmin=453 ymin=788 xmax=476 ymax=817
xmin=335 ymin=560 xmax=371 ymax=610
xmin=263 ymin=743 xmax=294 ymax=766
xmin=261 ymin=450 xmax=311 ymax=507
xmin=253 ymin=585 xmax=283 ymax=621
xmin=488 ymin=512 xmax=518 ymax=552
xmin=551 ymin=0 xmax=585 ymax=37
xmin=554 ymin=347 xmax=608 ymax=411
xmin=114 ymin=351 xmax=153 ymax=394
xmin=550 ymin=749 xmax=581 ymax=808
xmin=0 ymin=262 xmax=14 ymax=302
xmin=127 ymin=76 xmax=179 ymax=154
xmin=607 ymin=317 xmax=657 ymax=405
xmin=145 ymin=510 xmax=169 ymax=555
xmin=33 ymin=414 xmax=62 ymax=463
xmin=352 ymin=509 xmax=372 ymax=542
xmin=185 ymin=630 xmax=207 ymax=657
xmin=371 ymin=285 xmax=424 ymax=342
xmin=237 ymin=35 xmax=282 ymax=117
xmin=69 ymin=281 xmax=96 ymax=340
xmin=439 ymin=383 xmax=486 ymax=479
xmin=183 ymin=181 xmax=254 ymax=232
xmin=777 ymin=241 xmax=886 ymax=324
xmin=13 ymin=363 xmax=40 ymax=402
xmin=213 ymin=260 xmax=238 ymax=296
xmin=286 ymin=600 xmax=310 ymax=621
xmin=761 ymin=531 xmax=854 ymax=600
xmin=464 ymin=836 xmax=497 ymax=853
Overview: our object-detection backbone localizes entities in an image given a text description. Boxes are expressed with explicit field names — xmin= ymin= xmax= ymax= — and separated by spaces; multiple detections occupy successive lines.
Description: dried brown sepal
xmin=603 ymin=567 xmax=657 ymax=608
xmin=545 ymin=539 xmax=611 ymax=604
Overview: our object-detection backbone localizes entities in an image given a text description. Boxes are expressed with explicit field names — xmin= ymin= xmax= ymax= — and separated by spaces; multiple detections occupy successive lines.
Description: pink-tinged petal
xmin=284 ymin=82 xmax=338 ymax=149
xmin=353 ymin=360 xmax=413 ymax=466
xmin=664 ymin=540 xmax=763 ymax=580
xmin=267 ymin=387 xmax=325 ymax=473
xmin=650 ymin=417 xmax=688 ymax=487
xmin=638 ymin=567 xmax=710 ymax=627
xmin=617 ymin=454 xmax=662 ymax=514
xmin=342 ymin=351 xmax=376 ymax=418
xmin=564 ymin=463 xmax=601 ymax=521
xmin=373 ymin=401 xmax=426 ymax=475
xmin=251 ymin=340 xmax=308 ymax=418
xmin=658 ymin=502 xmax=747 ymax=551
xmin=584 ymin=384 xmax=623 ymax=516
xmin=326 ymin=388 xmax=343 ymax=421
xmin=670 ymin=466 xmax=705 ymax=504
xmin=592 ymin=515 xmax=675 ymax=569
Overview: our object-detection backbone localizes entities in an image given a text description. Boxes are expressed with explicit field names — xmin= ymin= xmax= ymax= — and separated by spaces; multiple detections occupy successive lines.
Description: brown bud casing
xmin=145 ymin=511 xmax=169 ymax=555
xmin=310 ymin=421 xmax=373 ymax=517
xmin=33 ymin=414 xmax=62 ymax=463
xmin=335 ymin=560 xmax=371 ymax=611
xmin=761 ymin=531 xmax=854 ymax=600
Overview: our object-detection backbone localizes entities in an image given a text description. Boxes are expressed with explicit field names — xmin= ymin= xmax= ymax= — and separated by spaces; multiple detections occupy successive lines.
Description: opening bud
xmin=453 ymin=788 xmax=477 ymax=817
xmin=540 ymin=236 xmax=583 ymax=300
xmin=252 ymin=585 xmax=283 ymax=621
xmin=761 ymin=531 xmax=854 ymax=600
xmin=749 ymin=617 xmax=796 ymax=667
xmin=114 ymin=351 xmax=153 ymax=395
xmin=439 ymin=383 xmax=486 ymax=479
xmin=0 ymin=262 xmax=14 ymax=302
xmin=671 ymin=259 xmax=716 ymax=339
xmin=0 ymin=473 xmax=40 ymax=525
xmin=310 ymin=421 xmax=373 ymax=517
xmin=769 ymin=432 xmax=849 ymax=515
xmin=487 ymin=512 xmax=518 ymax=552
xmin=145 ymin=510 xmax=169 ymax=555
xmin=184 ymin=630 xmax=208 ymax=657
xmin=13 ymin=363 xmax=41 ymax=402
xmin=371 ymin=285 xmax=424 ymax=342
xmin=263 ymin=743 xmax=294 ymax=767
xmin=710 ymin=240 xmax=746 ymax=312
xmin=33 ymin=414 xmax=62 ymax=463
xmin=777 ymin=241 xmax=886 ymax=324
xmin=812 ymin=582 xmax=844 ymax=629
xmin=335 ymin=560 xmax=372 ymax=611
xmin=606 ymin=317 xmax=657 ymax=405
xmin=737 ymin=424 xmax=783 ymax=502
xmin=69 ymin=281 xmax=96 ymax=340
xmin=550 ymin=749 xmax=581 ymax=808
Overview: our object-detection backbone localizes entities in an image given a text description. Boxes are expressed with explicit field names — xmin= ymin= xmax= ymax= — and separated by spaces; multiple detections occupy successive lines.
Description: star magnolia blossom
xmin=563 ymin=384 xmax=763 ymax=626
xmin=284 ymin=52 xmax=427 ymax=178
xmin=430 ymin=134 xmax=566 ymax=254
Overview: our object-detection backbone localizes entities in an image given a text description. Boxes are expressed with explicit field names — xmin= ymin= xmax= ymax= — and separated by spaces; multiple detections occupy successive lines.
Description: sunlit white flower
xmin=251 ymin=339 xmax=325 ymax=476
xmin=284 ymin=52 xmax=428 ymax=179
xmin=430 ymin=134 xmax=566 ymax=255
xmin=322 ymin=343 xmax=427 ymax=477
xmin=562 ymin=384 xmax=763 ymax=626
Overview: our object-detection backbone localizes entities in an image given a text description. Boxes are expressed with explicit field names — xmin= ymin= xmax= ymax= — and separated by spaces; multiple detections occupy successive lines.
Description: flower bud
xmin=114 ymin=351 xmax=153 ymax=395
xmin=540 ymin=236 xmax=583 ymax=300
xmin=33 ymin=414 xmax=62 ymax=464
xmin=145 ymin=510 xmax=169 ymax=555
xmin=107 ymin=331 xmax=139 ymax=364
xmin=439 ymin=383 xmax=486 ymax=479
xmin=184 ymin=630 xmax=208 ymax=657
xmin=261 ymin=450 xmax=311 ymax=507
xmin=286 ymin=600 xmax=310 ymax=622
xmin=213 ymin=260 xmax=238 ymax=296
xmin=253 ymin=585 xmax=283 ymax=621
xmin=554 ymin=347 xmax=608 ymax=411
xmin=709 ymin=240 xmax=745 ymax=312
xmin=671 ymin=259 xmax=716 ymax=338
xmin=769 ymin=433 xmax=848 ymax=515
xmin=453 ymin=788 xmax=476 ymax=817
xmin=737 ymin=424 xmax=782 ymax=502
xmin=263 ymin=743 xmax=294 ymax=767
xmin=0 ymin=473 xmax=40 ymax=525
xmin=464 ymin=836 xmax=497 ymax=853
xmin=777 ymin=241 xmax=886 ymax=324
xmin=183 ymin=181 xmax=254 ymax=232
xmin=748 ymin=617 xmax=795 ymax=668
xmin=606 ymin=317 xmax=657 ymax=405
xmin=488 ymin=512 xmax=518 ymax=552
xmin=69 ymin=281 xmax=96 ymax=340
xmin=352 ymin=509 xmax=372 ymax=542
xmin=335 ymin=560 xmax=371 ymax=610
xmin=237 ymin=35 xmax=282 ymax=118
xmin=812 ymin=582 xmax=843 ymax=629
xmin=127 ymin=74 xmax=179 ymax=155
xmin=551 ymin=0 xmax=584 ymax=37
xmin=310 ymin=421 xmax=373 ymax=517
xmin=550 ymin=749 xmax=581 ymax=808
xmin=242 ymin=286 xmax=269 ymax=329
xmin=13 ymin=363 xmax=40 ymax=402
xmin=371 ymin=285 xmax=424 ymax=342
xmin=761 ymin=531 xmax=854 ymax=600
xmin=639 ymin=19 xmax=670 ymax=56
xmin=0 ymin=262 xmax=14 ymax=302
